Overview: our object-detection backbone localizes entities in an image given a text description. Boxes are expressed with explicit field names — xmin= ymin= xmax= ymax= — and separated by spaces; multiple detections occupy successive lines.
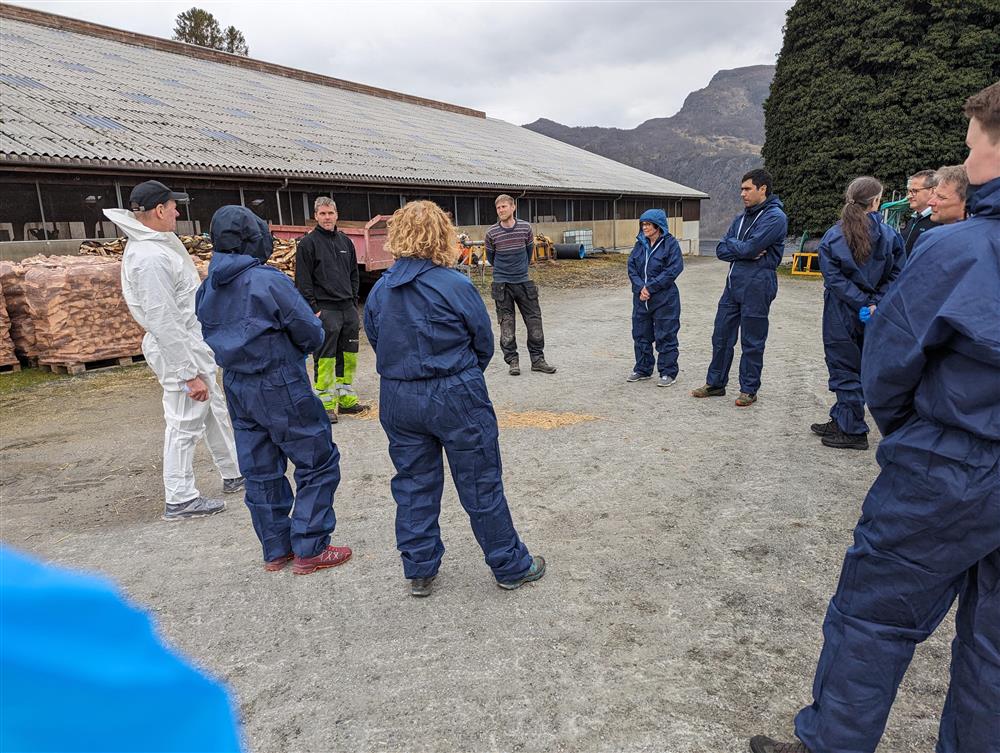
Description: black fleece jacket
xmin=294 ymin=226 xmax=359 ymax=311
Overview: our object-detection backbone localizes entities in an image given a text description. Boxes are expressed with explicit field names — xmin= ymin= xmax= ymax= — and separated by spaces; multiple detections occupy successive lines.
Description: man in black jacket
xmin=294 ymin=197 xmax=362 ymax=421
xmin=898 ymin=169 xmax=940 ymax=259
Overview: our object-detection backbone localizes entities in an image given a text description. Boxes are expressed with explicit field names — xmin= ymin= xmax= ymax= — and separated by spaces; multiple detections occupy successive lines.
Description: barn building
xmin=0 ymin=5 xmax=707 ymax=260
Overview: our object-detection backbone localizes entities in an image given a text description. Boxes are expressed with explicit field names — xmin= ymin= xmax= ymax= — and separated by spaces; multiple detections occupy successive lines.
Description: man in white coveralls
xmin=105 ymin=181 xmax=243 ymax=521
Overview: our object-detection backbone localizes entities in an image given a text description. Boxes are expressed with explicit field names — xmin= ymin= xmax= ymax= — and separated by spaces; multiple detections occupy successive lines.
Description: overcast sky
xmin=11 ymin=0 xmax=794 ymax=128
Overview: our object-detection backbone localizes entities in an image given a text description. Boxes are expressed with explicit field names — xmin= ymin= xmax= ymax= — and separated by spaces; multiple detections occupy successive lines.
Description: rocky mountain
xmin=523 ymin=65 xmax=775 ymax=237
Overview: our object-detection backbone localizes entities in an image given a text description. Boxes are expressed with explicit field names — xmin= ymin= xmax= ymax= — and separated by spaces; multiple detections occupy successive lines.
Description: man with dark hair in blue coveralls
xmin=196 ymin=206 xmax=352 ymax=576
xmin=364 ymin=200 xmax=545 ymax=598
xmin=751 ymin=81 xmax=1000 ymax=753
xmin=691 ymin=169 xmax=787 ymax=407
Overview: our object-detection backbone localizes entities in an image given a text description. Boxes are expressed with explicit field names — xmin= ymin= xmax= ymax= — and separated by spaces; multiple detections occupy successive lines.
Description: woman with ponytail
xmin=811 ymin=177 xmax=903 ymax=450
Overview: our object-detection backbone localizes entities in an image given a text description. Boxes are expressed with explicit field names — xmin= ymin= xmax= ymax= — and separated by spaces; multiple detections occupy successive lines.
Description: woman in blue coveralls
xmin=812 ymin=177 xmax=903 ymax=450
xmin=363 ymin=201 xmax=545 ymax=598
xmin=626 ymin=208 xmax=683 ymax=387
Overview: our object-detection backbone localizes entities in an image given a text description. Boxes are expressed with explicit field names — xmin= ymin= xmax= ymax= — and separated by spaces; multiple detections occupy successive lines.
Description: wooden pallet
xmin=0 ymin=362 xmax=21 ymax=374
xmin=39 ymin=354 xmax=144 ymax=375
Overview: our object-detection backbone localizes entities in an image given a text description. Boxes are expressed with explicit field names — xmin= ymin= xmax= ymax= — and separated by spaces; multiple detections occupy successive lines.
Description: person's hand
xmin=859 ymin=305 xmax=876 ymax=324
xmin=755 ymin=248 xmax=767 ymax=259
xmin=639 ymin=286 xmax=650 ymax=301
xmin=315 ymin=311 xmax=321 ymax=317
xmin=185 ymin=376 xmax=209 ymax=402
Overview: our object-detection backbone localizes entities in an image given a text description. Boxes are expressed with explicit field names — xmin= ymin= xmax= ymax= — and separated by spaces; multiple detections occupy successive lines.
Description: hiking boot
xmin=658 ymin=375 xmax=676 ymax=387
xmin=821 ymin=427 xmax=869 ymax=450
xmin=497 ymin=555 xmax=546 ymax=590
xmin=264 ymin=553 xmax=294 ymax=572
xmin=410 ymin=575 xmax=435 ymax=597
xmin=162 ymin=496 xmax=225 ymax=522
xmin=749 ymin=736 xmax=812 ymax=753
xmin=810 ymin=419 xmax=837 ymax=437
xmin=338 ymin=403 xmax=365 ymax=415
xmin=691 ymin=384 xmax=726 ymax=398
xmin=509 ymin=360 xmax=521 ymax=376
xmin=531 ymin=359 xmax=557 ymax=374
xmin=326 ymin=409 xmax=339 ymax=424
xmin=735 ymin=392 xmax=758 ymax=407
xmin=222 ymin=476 xmax=245 ymax=494
xmin=626 ymin=371 xmax=652 ymax=383
xmin=292 ymin=545 xmax=352 ymax=575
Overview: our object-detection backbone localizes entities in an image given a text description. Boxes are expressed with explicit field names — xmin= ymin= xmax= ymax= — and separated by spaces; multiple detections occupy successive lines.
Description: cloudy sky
xmin=11 ymin=0 xmax=794 ymax=128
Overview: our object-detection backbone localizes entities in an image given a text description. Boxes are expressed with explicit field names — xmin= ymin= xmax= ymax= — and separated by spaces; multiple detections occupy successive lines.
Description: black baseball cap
xmin=128 ymin=180 xmax=189 ymax=212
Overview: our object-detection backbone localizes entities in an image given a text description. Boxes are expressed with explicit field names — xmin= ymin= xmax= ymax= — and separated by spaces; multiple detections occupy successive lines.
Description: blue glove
xmin=859 ymin=306 xmax=873 ymax=324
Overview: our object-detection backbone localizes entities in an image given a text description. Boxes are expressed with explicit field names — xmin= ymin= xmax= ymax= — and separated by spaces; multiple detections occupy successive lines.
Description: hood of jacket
xmin=206 ymin=249 xmax=260 ymax=287
xmin=103 ymin=208 xmax=177 ymax=243
xmin=968 ymin=176 xmax=1000 ymax=218
xmin=210 ymin=205 xmax=273 ymax=263
xmin=636 ymin=208 xmax=669 ymax=248
xmin=384 ymin=257 xmax=439 ymax=288
xmin=745 ymin=194 xmax=784 ymax=219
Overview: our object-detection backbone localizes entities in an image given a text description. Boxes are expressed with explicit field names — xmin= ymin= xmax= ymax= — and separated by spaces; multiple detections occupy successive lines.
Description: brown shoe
xmin=264 ymin=553 xmax=294 ymax=572
xmin=691 ymin=384 xmax=726 ymax=398
xmin=749 ymin=736 xmax=812 ymax=753
xmin=292 ymin=545 xmax=352 ymax=575
xmin=735 ymin=392 xmax=758 ymax=407
xmin=326 ymin=408 xmax=339 ymax=424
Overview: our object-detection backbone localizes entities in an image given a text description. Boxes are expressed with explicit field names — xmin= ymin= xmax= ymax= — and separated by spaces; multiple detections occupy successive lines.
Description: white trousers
xmin=161 ymin=379 xmax=240 ymax=505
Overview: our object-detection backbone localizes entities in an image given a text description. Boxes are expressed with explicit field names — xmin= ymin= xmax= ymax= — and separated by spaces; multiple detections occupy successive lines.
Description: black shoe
xmin=497 ymin=556 xmax=546 ymax=590
xmin=821 ymin=427 xmax=869 ymax=450
xmin=338 ymin=403 xmax=365 ymax=415
xmin=749 ymin=735 xmax=812 ymax=753
xmin=810 ymin=419 xmax=837 ymax=436
xmin=509 ymin=361 xmax=521 ymax=376
xmin=410 ymin=576 xmax=435 ymax=597
xmin=531 ymin=359 xmax=557 ymax=374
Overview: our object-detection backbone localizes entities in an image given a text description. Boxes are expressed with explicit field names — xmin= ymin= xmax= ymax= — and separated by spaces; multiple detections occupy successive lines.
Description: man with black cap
xmin=104 ymin=180 xmax=243 ymax=522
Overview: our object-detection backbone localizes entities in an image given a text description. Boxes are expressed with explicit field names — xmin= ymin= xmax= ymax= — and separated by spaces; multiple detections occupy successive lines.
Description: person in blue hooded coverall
xmin=363 ymin=201 xmax=545 ymax=597
xmin=626 ymin=209 xmax=683 ymax=386
xmin=692 ymin=169 xmax=787 ymax=407
xmin=812 ymin=176 xmax=903 ymax=451
xmin=751 ymin=82 xmax=1000 ymax=753
xmin=0 ymin=546 xmax=242 ymax=752
xmin=195 ymin=206 xmax=352 ymax=575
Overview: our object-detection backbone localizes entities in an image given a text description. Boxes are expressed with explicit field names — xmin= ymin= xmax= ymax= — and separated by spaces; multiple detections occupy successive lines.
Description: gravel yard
xmin=0 ymin=255 xmax=949 ymax=752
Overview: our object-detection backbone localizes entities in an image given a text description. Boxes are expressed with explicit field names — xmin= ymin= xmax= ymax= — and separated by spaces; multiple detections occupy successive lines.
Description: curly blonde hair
xmin=386 ymin=201 xmax=458 ymax=267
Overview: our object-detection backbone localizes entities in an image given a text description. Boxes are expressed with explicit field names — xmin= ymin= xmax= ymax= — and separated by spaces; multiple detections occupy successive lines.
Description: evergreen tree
xmin=223 ymin=26 xmax=249 ymax=56
xmin=172 ymin=8 xmax=249 ymax=57
xmin=762 ymin=0 xmax=1000 ymax=235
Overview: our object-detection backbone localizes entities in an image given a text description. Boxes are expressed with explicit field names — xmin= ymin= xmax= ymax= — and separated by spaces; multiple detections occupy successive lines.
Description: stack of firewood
xmin=0 ymin=256 xmax=144 ymax=366
xmin=0 ymin=261 xmax=40 ymax=360
xmin=80 ymin=235 xmax=299 ymax=278
xmin=0 ymin=283 xmax=16 ymax=368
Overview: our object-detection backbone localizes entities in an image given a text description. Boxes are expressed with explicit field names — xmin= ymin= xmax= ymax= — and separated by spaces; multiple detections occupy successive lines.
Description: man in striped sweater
xmin=485 ymin=195 xmax=556 ymax=376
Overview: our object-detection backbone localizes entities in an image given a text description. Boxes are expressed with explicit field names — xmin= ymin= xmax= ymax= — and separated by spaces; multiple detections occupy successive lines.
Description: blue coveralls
xmin=627 ymin=208 xmax=683 ymax=379
xmin=0 ymin=547 xmax=241 ymax=752
xmin=705 ymin=195 xmax=788 ymax=395
xmin=794 ymin=177 xmax=1000 ymax=753
xmin=196 ymin=206 xmax=340 ymax=563
xmin=363 ymin=257 xmax=533 ymax=582
xmin=818 ymin=213 xmax=903 ymax=435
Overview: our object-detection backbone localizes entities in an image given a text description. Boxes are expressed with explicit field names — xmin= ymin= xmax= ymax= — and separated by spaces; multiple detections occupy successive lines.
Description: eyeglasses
xmin=906 ymin=186 xmax=933 ymax=195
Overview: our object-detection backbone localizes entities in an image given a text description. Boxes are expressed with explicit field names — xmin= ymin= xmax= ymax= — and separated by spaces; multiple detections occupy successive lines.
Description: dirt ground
xmin=0 ymin=256 xmax=951 ymax=752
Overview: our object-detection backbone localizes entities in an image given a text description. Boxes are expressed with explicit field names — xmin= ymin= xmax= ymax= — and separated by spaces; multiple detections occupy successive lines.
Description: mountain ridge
xmin=523 ymin=64 xmax=775 ymax=236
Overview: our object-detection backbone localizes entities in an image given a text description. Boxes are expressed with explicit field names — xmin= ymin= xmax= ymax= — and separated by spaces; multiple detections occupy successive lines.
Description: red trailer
xmin=270 ymin=215 xmax=394 ymax=275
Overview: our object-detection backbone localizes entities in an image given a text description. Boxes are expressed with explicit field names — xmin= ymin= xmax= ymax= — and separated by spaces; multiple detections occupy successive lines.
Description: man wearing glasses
xmin=899 ymin=169 xmax=940 ymax=258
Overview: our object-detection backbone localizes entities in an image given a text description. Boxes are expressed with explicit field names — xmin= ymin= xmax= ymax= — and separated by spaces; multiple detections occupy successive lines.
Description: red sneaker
xmin=263 ymin=553 xmax=294 ymax=572
xmin=292 ymin=545 xmax=352 ymax=575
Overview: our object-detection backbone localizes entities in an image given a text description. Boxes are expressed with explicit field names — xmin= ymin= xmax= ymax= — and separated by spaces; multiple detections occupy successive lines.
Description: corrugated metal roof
xmin=0 ymin=17 xmax=708 ymax=198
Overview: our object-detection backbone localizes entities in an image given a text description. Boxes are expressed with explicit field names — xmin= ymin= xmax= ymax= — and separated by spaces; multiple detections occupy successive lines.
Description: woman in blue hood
xmin=812 ymin=177 xmax=903 ymax=450
xmin=195 ymin=205 xmax=352 ymax=576
xmin=363 ymin=201 xmax=545 ymax=598
xmin=626 ymin=208 xmax=683 ymax=386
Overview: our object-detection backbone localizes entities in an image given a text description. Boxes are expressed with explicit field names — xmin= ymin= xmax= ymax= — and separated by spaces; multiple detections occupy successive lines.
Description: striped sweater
xmin=485 ymin=219 xmax=534 ymax=283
